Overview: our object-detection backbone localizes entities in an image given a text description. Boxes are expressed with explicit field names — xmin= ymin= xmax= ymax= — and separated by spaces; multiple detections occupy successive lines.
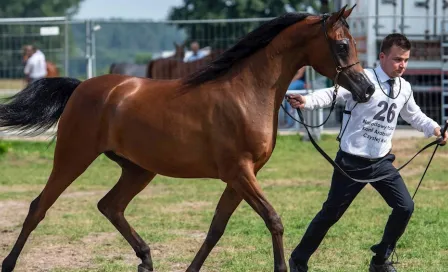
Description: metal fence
xmin=0 ymin=15 xmax=447 ymax=132
xmin=0 ymin=17 xmax=69 ymax=93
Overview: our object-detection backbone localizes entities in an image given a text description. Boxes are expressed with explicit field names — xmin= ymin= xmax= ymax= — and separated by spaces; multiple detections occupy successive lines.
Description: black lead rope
xmin=411 ymin=142 xmax=442 ymax=199
xmin=294 ymin=107 xmax=447 ymax=184
xmin=287 ymin=104 xmax=447 ymax=265
xmin=289 ymin=106 xmax=447 ymax=266
xmin=280 ymin=91 xmax=337 ymax=128
xmin=389 ymin=135 xmax=444 ymax=266
xmin=388 ymin=137 xmax=443 ymax=265
xmin=282 ymin=12 xmax=447 ymax=263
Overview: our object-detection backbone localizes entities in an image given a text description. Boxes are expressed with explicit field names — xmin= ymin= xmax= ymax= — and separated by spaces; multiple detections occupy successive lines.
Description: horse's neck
xmin=173 ymin=49 xmax=184 ymax=59
xmin=237 ymin=43 xmax=305 ymax=110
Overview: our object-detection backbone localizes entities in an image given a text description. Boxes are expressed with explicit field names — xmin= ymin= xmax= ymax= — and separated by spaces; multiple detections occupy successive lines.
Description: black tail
xmin=0 ymin=77 xmax=82 ymax=136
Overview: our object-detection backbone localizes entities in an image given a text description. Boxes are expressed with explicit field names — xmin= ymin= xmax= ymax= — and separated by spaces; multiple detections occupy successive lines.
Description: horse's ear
xmin=343 ymin=4 xmax=356 ymax=19
xmin=328 ymin=4 xmax=347 ymax=25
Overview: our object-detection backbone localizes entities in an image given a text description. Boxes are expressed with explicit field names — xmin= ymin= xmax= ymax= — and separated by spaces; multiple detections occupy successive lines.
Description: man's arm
xmin=23 ymin=59 xmax=32 ymax=83
xmin=287 ymin=87 xmax=351 ymax=110
xmin=400 ymin=91 xmax=440 ymax=138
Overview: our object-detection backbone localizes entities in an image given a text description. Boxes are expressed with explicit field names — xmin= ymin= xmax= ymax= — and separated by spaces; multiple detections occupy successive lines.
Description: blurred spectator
xmin=283 ymin=67 xmax=307 ymax=127
xmin=23 ymin=45 xmax=47 ymax=84
xmin=289 ymin=66 xmax=306 ymax=90
xmin=186 ymin=41 xmax=206 ymax=62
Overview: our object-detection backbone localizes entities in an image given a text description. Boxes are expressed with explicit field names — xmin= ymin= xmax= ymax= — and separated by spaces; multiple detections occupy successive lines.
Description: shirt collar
xmin=374 ymin=65 xmax=395 ymax=84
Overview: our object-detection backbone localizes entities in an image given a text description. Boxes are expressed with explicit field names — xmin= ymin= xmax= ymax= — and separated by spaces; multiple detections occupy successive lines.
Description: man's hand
xmin=434 ymin=120 xmax=448 ymax=145
xmin=286 ymin=94 xmax=306 ymax=109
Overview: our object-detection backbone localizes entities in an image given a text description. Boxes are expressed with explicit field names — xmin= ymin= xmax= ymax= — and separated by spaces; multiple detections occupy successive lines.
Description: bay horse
xmin=147 ymin=49 xmax=224 ymax=79
xmin=146 ymin=41 xmax=187 ymax=79
xmin=1 ymin=6 xmax=374 ymax=272
xmin=170 ymin=49 xmax=225 ymax=79
xmin=111 ymin=42 xmax=186 ymax=78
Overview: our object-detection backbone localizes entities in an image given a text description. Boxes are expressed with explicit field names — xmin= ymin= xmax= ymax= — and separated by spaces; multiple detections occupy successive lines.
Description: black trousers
xmin=291 ymin=150 xmax=414 ymax=265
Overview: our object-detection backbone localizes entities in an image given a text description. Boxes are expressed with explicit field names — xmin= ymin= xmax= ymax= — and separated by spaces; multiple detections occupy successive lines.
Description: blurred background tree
xmin=0 ymin=0 xmax=84 ymax=18
xmin=168 ymin=0 xmax=332 ymax=48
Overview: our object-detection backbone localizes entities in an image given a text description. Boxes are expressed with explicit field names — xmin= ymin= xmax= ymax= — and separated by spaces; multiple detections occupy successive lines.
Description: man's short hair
xmin=380 ymin=33 xmax=411 ymax=54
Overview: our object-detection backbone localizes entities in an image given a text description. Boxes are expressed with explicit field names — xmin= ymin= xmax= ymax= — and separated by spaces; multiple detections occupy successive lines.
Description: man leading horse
xmin=287 ymin=33 xmax=448 ymax=272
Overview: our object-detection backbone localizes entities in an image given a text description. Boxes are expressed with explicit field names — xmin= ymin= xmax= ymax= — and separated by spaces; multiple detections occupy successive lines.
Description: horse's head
xmin=173 ymin=41 xmax=187 ymax=60
xmin=305 ymin=5 xmax=374 ymax=103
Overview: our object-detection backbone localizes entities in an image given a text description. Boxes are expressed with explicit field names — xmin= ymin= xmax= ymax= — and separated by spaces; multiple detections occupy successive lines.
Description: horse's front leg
xmin=187 ymin=185 xmax=243 ymax=272
xmin=221 ymin=161 xmax=287 ymax=272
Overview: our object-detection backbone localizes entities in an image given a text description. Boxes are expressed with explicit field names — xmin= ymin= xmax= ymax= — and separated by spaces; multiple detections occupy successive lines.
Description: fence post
xmin=85 ymin=20 xmax=93 ymax=79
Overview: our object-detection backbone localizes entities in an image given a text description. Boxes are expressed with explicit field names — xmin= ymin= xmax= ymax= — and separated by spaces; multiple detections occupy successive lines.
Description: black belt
xmin=340 ymin=150 xmax=387 ymax=163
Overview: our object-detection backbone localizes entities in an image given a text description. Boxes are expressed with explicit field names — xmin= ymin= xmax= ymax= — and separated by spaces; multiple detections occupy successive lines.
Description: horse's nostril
xmin=367 ymin=84 xmax=375 ymax=96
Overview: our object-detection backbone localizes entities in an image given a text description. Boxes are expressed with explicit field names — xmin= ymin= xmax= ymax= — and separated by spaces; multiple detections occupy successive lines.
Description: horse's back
xmin=73 ymin=74 xmax=182 ymax=108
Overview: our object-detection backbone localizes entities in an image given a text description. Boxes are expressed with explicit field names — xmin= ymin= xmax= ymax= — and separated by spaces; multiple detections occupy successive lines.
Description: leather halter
xmin=282 ymin=14 xmax=360 ymax=129
xmin=321 ymin=13 xmax=359 ymax=96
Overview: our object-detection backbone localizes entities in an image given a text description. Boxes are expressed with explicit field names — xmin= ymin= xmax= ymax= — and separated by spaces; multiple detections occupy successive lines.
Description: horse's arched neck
xmin=265 ymin=43 xmax=306 ymax=97
xmin=237 ymin=25 xmax=312 ymax=109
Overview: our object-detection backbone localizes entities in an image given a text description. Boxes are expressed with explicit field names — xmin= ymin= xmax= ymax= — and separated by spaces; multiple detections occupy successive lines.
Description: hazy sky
xmin=74 ymin=0 xmax=184 ymax=20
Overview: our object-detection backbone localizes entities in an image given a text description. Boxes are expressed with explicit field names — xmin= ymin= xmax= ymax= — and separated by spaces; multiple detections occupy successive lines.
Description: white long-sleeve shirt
xmin=304 ymin=66 xmax=439 ymax=159
xmin=24 ymin=50 xmax=47 ymax=79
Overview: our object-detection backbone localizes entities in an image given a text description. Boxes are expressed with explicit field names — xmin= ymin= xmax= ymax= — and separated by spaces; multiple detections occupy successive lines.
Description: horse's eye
xmin=335 ymin=40 xmax=349 ymax=56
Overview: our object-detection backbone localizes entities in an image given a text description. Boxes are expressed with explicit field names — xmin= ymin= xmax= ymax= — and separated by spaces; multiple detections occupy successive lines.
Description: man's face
xmin=379 ymin=45 xmax=410 ymax=78
xmin=23 ymin=46 xmax=33 ymax=57
xmin=191 ymin=42 xmax=199 ymax=53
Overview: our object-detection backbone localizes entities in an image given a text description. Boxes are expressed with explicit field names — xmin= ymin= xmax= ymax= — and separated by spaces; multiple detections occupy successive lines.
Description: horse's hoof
xmin=2 ymin=257 xmax=16 ymax=272
xmin=2 ymin=264 xmax=15 ymax=272
xmin=138 ymin=264 xmax=153 ymax=272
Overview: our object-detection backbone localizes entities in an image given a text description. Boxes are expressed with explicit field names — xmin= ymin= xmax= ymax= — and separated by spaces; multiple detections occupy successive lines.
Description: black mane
xmin=183 ymin=12 xmax=312 ymax=86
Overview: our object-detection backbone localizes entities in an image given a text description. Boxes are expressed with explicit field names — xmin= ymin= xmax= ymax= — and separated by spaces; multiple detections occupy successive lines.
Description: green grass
xmin=0 ymin=135 xmax=447 ymax=271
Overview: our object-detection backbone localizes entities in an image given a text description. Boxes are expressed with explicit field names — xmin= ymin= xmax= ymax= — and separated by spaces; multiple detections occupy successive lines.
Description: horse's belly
xmin=113 ymin=128 xmax=218 ymax=178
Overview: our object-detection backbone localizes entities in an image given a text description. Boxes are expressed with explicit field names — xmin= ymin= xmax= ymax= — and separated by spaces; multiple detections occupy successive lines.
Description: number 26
xmin=373 ymin=101 xmax=397 ymax=123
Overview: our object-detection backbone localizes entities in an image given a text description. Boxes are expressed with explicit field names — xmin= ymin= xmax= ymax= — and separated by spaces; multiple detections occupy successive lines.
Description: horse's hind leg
xmin=187 ymin=185 xmax=242 ymax=272
xmin=1 ymin=141 xmax=99 ymax=272
xmin=98 ymin=152 xmax=156 ymax=272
